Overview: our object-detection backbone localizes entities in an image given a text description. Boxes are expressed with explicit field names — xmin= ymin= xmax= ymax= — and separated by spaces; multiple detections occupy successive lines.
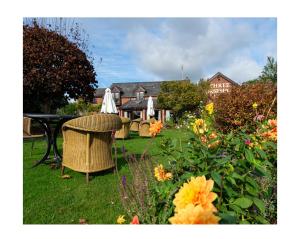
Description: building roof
xmin=94 ymin=88 xmax=106 ymax=97
xmin=94 ymin=79 xmax=190 ymax=98
xmin=110 ymin=81 xmax=162 ymax=97
xmin=120 ymin=98 xmax=158 ymax=111
xmin=208 ymin=72 xmax=239 ymax=86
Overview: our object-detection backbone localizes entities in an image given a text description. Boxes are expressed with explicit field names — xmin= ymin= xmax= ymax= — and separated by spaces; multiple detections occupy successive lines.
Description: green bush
xmin=117 ymin=106 xmax=277 ymax=224
xmin=214 ymin=82 xmax=277 ymax=133
xmin=57 ymin=99 xmax=101 ymax=116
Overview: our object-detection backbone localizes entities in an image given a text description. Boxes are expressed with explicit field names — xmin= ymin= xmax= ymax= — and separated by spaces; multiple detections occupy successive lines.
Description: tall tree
xmin=157 ymin=80 xmax=203 ymax=122
xmin=259 ymin=56 xmax=277 ymax=83
xmin=23 ymin=20 xmax=97 ymax=113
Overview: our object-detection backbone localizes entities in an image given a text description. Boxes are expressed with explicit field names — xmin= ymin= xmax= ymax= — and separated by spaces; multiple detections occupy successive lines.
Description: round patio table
xmin=23 ymin=113 xmax=78 ymax=167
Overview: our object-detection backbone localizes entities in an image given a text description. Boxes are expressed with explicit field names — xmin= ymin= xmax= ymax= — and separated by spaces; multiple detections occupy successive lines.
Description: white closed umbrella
xmin=147 ymin=96 xmax=155 ymax=119
xmin=100 ymin=88 xmax=118 ymax=114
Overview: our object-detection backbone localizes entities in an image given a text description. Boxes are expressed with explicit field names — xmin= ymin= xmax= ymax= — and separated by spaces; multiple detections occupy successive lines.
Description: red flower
xmin=131 ymin=215 xmax=139 ymax=224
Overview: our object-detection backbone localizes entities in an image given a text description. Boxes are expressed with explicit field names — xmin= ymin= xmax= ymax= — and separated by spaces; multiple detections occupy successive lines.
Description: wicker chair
xmin=139 ymin=120 xmax=152 ymax=137
xmin=23 ymin=117 xmax=45 ymax=156
xmin=61 ymin=114 xmax=122 ymax=182
xmin=115 ymin=117 xmax=131 ymax=139
xmin=130 ymin=118 xmax=142 ymax=132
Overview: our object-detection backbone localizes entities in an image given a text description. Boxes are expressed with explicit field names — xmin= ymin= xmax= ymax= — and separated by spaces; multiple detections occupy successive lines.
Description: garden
xmin=23 ymin=19 xmax=277 ymax=225
xmin=24 ymin=82 xmax=277 ymax=224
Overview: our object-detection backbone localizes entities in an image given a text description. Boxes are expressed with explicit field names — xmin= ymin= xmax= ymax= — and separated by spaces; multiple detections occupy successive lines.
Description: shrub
xmin=214 ymin=82 xmax=277 ymax=132
xmin=116 ymin=103 xmax=277 ymax=224
xmin=56 ymin=99 xmax=101 ymax=115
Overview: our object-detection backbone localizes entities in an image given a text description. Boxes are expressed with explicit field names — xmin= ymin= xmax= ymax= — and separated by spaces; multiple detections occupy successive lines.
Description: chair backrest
xmin=23 ymin=117 xmax=31 ymax=136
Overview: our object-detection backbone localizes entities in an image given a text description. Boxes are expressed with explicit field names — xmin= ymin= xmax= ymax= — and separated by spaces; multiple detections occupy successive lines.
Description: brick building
xmin=208 ymin=72 xmax=239 ymax=97
xmin=94 ymin=81 xmax=172 ymax=122
xmin=93 ymin=73 xmax=237 ymax=122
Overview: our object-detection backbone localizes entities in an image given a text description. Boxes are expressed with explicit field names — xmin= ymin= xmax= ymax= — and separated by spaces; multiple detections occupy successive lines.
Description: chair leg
xmin=86 ymin=172 xmax=89 ymax=183
xmin=30 ymin=141 xmax=34 ymax=157
xmin=61 ymin=165 xmax=65 ymax=176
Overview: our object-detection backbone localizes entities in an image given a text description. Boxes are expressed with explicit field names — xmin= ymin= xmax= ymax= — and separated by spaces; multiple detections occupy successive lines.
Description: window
xmin=136 ymin=91 xmax=144 ymax=100
xmin=112 ymin=92 xmax=120 ymax=104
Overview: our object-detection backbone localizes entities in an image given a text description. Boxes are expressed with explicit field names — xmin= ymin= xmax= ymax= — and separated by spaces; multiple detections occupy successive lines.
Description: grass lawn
xmin=23 ymin=128 xmax=191 ymax=224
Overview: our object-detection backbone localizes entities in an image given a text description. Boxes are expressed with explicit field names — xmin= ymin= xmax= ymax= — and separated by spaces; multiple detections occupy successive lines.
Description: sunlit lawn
xmin=23 ymin=128 xmax=191 ymax=224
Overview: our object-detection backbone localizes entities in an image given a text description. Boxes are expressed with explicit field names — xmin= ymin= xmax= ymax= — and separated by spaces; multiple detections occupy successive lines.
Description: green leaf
xmin=256 ymin=148 xmax=267 ymax=160
xmin=246 ymin=183 xmax=258 ymax=196
xmin=219 ymin=212 xmax=237 ymax=224
xmin=215 ymin=156 xmax=231 ymax=165
xmin=255 ymin=215 xmax=269 ymax=224
xmin=211 ymin=171 xmax=222 ymax=187
xmin=180 ymin=172 xmax=194 ymax=181
xmin=234 ymin=144 xmax=240 ymax=151
xmin=253 ymin=198 xmax=265 ymax=214
xmin=226 ymin=176 xmax=237 ymax=186
xmin=245 ymin=149 xmax=255 ymax=163
xmin=233 ymin=197 xmax=253 ymax=208
xmin=231 ymin=172 xmax=244 ymax=181
xmin=240 ymin=220 xmax=250 ymax=224
xmin=229 ymin=204 xmax=242 ymax=214
xmin=245 ymin=176 xmax=259 ymax=189
xmin=224 ymin=185 xmax=239 ymax=197
xmin=255 ymin=165 xmax=270 ymax=177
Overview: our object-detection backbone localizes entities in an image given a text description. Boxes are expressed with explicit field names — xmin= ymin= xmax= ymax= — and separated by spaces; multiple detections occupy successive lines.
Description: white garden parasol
xmin=147 ymin=96 xmax=155 ymax=119
xmin=100 ymin=88 xmax=118 ymax=114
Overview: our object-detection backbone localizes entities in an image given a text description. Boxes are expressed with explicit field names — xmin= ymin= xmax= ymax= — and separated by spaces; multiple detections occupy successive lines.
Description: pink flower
xmin=245 ymin=139 xmax=251 ymax=145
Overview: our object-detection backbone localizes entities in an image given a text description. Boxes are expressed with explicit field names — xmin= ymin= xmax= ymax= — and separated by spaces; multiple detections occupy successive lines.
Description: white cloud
xmin=124 ymin=18 xmax=276 ymax=83
xmin=217 ymin=57 xmax=262 ymax=83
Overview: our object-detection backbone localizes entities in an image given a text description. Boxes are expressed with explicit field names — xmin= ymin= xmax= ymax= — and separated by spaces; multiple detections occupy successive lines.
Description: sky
xmin=62 ymin=18 xmax=276 ymax=87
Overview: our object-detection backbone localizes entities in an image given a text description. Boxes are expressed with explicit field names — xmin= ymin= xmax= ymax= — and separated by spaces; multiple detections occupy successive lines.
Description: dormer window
xmin=112 ymin=92 xmax=121 ymax=105
xmin=135 ymin=86 xmax=146 ymax=100
xmin=136 ymin=91 xmax=144 ymax=100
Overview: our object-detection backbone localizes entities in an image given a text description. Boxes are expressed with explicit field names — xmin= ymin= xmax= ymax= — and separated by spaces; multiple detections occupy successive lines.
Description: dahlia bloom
xmin=154 ymin=164 xmax=172 ymax=181
xmin=173 ymin=176 xmax=217 ymax=213
xmin=149 ymin=121 xmax=163 ymax=137
xmin=169 ymin=203 xmax=220 ymax=224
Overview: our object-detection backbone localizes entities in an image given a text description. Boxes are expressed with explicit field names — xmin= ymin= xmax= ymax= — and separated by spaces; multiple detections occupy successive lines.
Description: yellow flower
xmin=192 ymin=119 xmax=207 ymax=136
xmin=169 ymin=204 xmax=220 ymax=224
xmin=154 ymin=164 xmax=172 ymax=181
xmin=173 ymin=176 xmax=217 ymax=213
xmin=195 ymin=119 xmax=204 ymax=127
xmin=205 ymin=103 xmax=214 ymax=115
xmin=252 ymin=102 xmax=258 ymax=109
xmin=117 ymin=215 xmax=126 ymax=224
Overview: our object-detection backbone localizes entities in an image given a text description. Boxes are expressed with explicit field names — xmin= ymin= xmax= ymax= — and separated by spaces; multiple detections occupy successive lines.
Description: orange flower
xmin=201 ymin=136 xmax=207 ymax=144
xmin=268 ymin=119 xmax=277 ymax=128
xmin=169 ymin=204 xmax=220 ymax=224
xmin=209 ymin=132 xmax=217 ymax=140
xmin=149 ymin=121 xmax=163 ymax=137
xmin=154 ymin=164 xmax=172 ymax=181
xmin=173 ymin=176 xmax=217 ymax=213
xmin=131 ymin=215 xmax=139 ymax=224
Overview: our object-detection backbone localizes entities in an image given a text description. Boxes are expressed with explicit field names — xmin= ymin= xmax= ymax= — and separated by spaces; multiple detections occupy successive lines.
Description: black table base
xmin=24 ymin=114 xmax=76 ymax=168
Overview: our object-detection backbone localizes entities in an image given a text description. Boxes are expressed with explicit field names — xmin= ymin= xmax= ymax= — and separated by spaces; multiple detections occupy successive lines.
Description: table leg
xmin=32 ymin=120 xmax=52 ymax=167
xmin=52 ymin=120 xmax=64 ymax=167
